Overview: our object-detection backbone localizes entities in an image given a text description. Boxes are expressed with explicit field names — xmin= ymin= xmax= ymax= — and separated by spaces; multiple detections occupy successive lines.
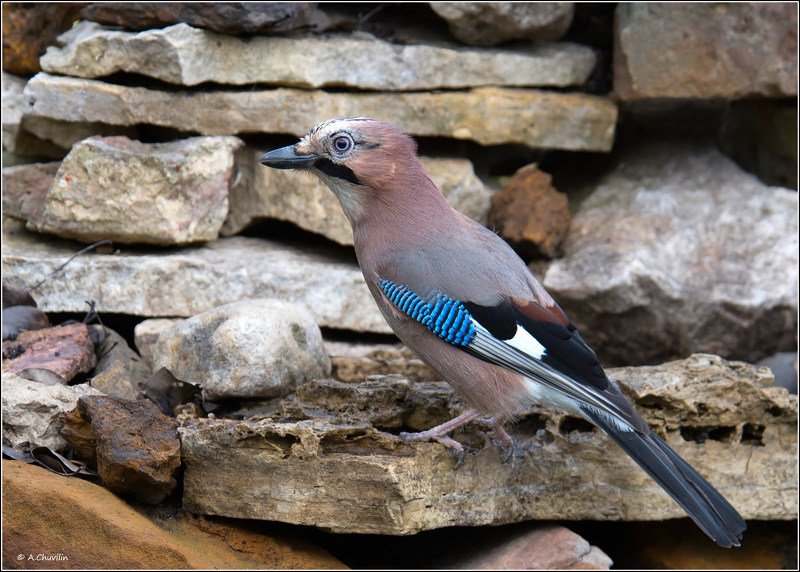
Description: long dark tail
xmin=583 ymin=410 xmax=747 ymax=547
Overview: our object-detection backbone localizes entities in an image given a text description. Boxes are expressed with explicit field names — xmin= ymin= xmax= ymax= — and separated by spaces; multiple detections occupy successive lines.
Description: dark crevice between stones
xmin=558 ymin=415 xmax=596 ymax=435
xmin=740 ymin=423 xmax=765 ymax=446
xmin=679 ymin=425 xmax=736 ymax=444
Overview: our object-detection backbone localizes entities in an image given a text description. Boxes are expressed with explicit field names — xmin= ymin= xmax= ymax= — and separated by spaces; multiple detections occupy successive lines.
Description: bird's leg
xmin=472 ymin=415 xmax=515 ymax=463
xmin=399 ymin=409 xmax=481 ymax=468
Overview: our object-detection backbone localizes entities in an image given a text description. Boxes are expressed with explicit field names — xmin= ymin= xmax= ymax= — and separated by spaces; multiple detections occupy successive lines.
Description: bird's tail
xmin=583 ymin=409 xmax=747 ymax=548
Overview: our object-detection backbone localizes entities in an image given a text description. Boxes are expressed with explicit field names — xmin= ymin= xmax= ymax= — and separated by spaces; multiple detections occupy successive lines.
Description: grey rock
xmin=757 ymin=353 xmax=798 ymax=395
xmin=543 ymin=142 xmax=798 ymax=365
xmin=23 ymin=73 xmax=618 ymax=152
xmin=431 ymin=2 xmax=574 ymax=45
xmin=2 ymin=372 xmax=101 ymax=451
xmin=615 ymin=3 xmax=798 ymax=99
xmin=25 ymin=135 xmax=243 ymax=245
xmin=2 ymin=218 xmax=389 ymax=333
xmin=179 ymin=354 xmax=797 ymax=532
xmin=134 ymin=318 xmax=182 ymax=369
xmin=42 ymin=21 xmax=596 ymax=90
xmin=2 ymin=161 xmax=60 ymax=221
xmin=152 ymin=299 xmax=331 ymax=401
xmin=224 ymin=152 xmax=495 ymax=244
xmin=90 ymin=327 xmax=152 ymax=400
xmin=2 ymin=72 xmax=26 ymax=152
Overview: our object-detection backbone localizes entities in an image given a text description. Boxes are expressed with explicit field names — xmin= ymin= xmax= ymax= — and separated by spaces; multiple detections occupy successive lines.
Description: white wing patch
xmin=505 ymin=325 xmax=547 ymax=359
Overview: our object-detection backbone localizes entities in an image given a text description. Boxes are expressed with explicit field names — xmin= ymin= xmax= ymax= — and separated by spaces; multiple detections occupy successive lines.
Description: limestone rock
xmin=225 ymin=153 xmax=495 ymax=243
xmin=134 ymin=318 xmax=181 ymax=368
xmin=431 ymin=2 xmax=574 ymax=45
xmin=2 ymin=161 xmax=60 ymax=221
xmin=1 ymin=3 xmax=83 ymax=74
xmin=3 ymin=323 xmax=97 ymax=383
xmin=89 ymin=327 xmax=152 ymax=400
xmin=2 ymin=461 xmax=344 ymax=569
xmin=442 ymin=524 xmax=612 ymax=569
xmin=488 ymin=163 xmax=570 ymax=259
xmin=2 ymin=219 xmax=389 ymax=333
xmin=153 ymin=299 xmax=331 ymax=401
xmin=23 ymin=73 xmax=618 ymax=152
xmin=81 ymin=2 xmax=329 ymax=34
xmin=180 ymin=354 xmax=797 ymax=533
xmin=62 ymin=395 xmax=181 ymax=504
xmin=614 ymin=3 xmax=798 ymax=99
xmin=42 ymin=21 xmax=596 ymax=90
xmin=2 ymin=72 xmax=26 ymax=152
xmin=543 ymin=142 xmax=798 ymax=365
xmin=756 ymin=353 xmax=798 ymax=395
xmin=325 ymin=341 xmax=439 ymax=382
xmin=2 ymin=372 xmax=101 ymax=451
xmin=25 ymin=135 xmax=243 ymax=245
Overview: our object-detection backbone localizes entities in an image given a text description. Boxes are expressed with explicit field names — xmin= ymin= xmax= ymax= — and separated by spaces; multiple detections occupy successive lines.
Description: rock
xmin=42 ymin=21 xmax=597 ymax=90
xmin=2 ymin=305 xmax=49 ymax=341
xmin=61 ymin=395 xmax=180 ymax=504
xmin=134 ymin=318 xmax=181 ymax=368
xmin=23 ymin=73 xmax=618 ymax=152
xmin=325 ymin=341 xmax=439 ymax=382
xmin=224 ymin=152 xmax=495 ymax=243
xmin=2 ymin=283 xmax=37 ymax=309
xmin=757 ymin=353 xmax=798 ymax=395
xmin=2 ymin=161 xmax=60 ymax=221
xmin=24 ymin=135 xmax=243 ymax=245
xmin=543 ymin=142 xmax=798 ymax=365
xmin=153 ymin=299 xmax=331 ymax=401
xmin=614 ymin=3 xmax=798 ymax=99
xmin=81 ymin=2 xmax=328 ymax=34
xmin=2 ymin=72 xmax=26 ymax=152
xmin=1 ymin=3 xmax=84 ymax=75
xmin=180 ymin=354 xmax=797 ymax=533
xmin=18 ymin=114 xmax=137 ymax=154
xmin=89 ymin=327 xmax=152 ymax=400
xmin=488 ymin=163 xmax=570 ymax=259
xmin=441 ymin=524 xmax=612 ymax=569
xmin=2 ymin=461 xmax=344 ymax=569
xmin=431 ymin=2 xmax=574 ymax=45
xmin=2 ymin=372 xmax=101 ymax=451
xmin=2 ymin=219 xmax=389 ymax=333
xmin=2 ymin=322 xmax=97 ymax=383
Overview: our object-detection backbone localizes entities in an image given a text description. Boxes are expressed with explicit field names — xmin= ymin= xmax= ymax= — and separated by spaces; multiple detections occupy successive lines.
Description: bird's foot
xmin=472 ymin=416 xmax=515 ymax=463
xmin=399 ymin=409 xmax=480 ymax=469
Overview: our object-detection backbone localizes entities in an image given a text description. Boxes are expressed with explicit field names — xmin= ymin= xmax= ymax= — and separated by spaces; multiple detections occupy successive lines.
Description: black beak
xmin=259 ymin=145 xmax=317 ymax=169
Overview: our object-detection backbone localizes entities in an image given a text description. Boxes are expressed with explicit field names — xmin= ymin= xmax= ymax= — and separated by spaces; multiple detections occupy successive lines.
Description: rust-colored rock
xmin=1 ymin=3 xmax=84 ymax=75
xmin=1 ymin=161 xmax=60 ymax=222
xmin=2 ymin=323 xmax=96 ymax=383
xmin=2 ymin=461 xmax=344 ymax=569
xmin=61 ymin=395 xmax=181 ymax=504
xmin=488 ymin=163 xmax=570 ymax=259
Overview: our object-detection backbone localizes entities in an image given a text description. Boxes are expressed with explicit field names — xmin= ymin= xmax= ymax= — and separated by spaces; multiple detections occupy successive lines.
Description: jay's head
xmin=260 ymin=117 xmax=423 ymax=223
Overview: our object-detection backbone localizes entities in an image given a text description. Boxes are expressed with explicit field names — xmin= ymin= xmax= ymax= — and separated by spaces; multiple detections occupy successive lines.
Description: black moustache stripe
xmin=314 ymin=158 xmax=361 ymax=185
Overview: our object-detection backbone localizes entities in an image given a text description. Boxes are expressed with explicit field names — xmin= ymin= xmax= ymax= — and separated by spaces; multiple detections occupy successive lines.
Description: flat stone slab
xmin=1 ymin=218 xmax=389 ymax=333
xmin=179 ymin=354 xmax=797 ymax=534
xmin=22 ymin=73 xmax=618 ymax=152
xmin=42 ymin=21 xmax=597 ymax=90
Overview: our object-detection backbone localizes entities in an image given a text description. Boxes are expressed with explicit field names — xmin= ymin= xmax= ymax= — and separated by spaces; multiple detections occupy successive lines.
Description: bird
xmin=259 ymin=117 xmax=747 ymax=548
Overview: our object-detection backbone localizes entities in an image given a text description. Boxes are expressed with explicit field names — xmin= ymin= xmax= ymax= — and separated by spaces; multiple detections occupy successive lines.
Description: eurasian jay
xmin=260 ymin=117 xmax=746 ymax=547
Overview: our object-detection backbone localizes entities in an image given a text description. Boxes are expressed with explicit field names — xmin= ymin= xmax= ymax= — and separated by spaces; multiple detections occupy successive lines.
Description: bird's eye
xmin=332 ymin=135 xmax=353 ymax=153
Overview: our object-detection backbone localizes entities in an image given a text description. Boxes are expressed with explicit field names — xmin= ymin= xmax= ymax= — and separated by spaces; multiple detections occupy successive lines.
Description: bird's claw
xmin=399 ymin=431 xmax=467 ymax=469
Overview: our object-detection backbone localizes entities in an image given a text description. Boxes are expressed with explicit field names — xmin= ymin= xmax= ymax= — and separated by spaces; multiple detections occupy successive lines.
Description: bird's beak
xmin=259 ymin=145 xmax=317 ymax=169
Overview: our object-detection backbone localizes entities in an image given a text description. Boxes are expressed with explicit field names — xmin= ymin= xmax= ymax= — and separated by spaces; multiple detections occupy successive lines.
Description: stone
xmin=1 ymin=3 xmax=84 ymax=75
xmin=134 ymin=318 xmax=181 ymax=368
xmin=25 ymin=135 xmax=243 ymax=245
xmin=2 ymin=72 xmax=26 ymax=152
xmin=2 ymin=283 xmax=37 ymax=309
xmin=2 ymin=305 xmax=49 ymax=341
xmin=61 ymin=395 xmax=181 ymax=504
xmin=2 ymin=323 xmax=97 ymax=383
xmin=2 ymin=219 xmax=390 ymax=333
xmin=81 ymin=2 xmax=329 ymax=34
xmin=2 ymin=161 xmax=60 ymax=221
xmin=614 ymin=3 xmax=798 ymax=100
xmin=152 ymin=299 xmax=331 ymax=401
xmin=441 ymin=524 xmax=612 ymax=569
xmin=2 ymin=461 xmax=344 ymax=569
xmin=2 ymin=372 xmax=101 ymax=451
xmin=487 ymin=163 xmax=570 ymax=259
xmin=180 ymin=354 xmax=797 ymax=533
xmin=431 ymin=2 xmax=574 ymax=45
xmin=42 ymin=21 xmax=597 ymax=90
xmin=224 ymin=152 xmax=495 ymax=243
xmin=325 ymin=341 xmax=439 ymax=382
xmin=89 ymin=327 xmax=152 ymax=400
xmin=23 ymin=73 xmax=618 ymax=152
xmin=17 ymin=114 xmax=137 ymax=154
xmin=757 ymin=353 xmax=798 ymax=395
xmin=543 ymin=142 xmax=798 ymax=365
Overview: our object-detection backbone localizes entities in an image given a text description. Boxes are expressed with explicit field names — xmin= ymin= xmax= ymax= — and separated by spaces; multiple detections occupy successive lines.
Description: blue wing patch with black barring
xmin=379 ymin=279 xmax=475 ymax=346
